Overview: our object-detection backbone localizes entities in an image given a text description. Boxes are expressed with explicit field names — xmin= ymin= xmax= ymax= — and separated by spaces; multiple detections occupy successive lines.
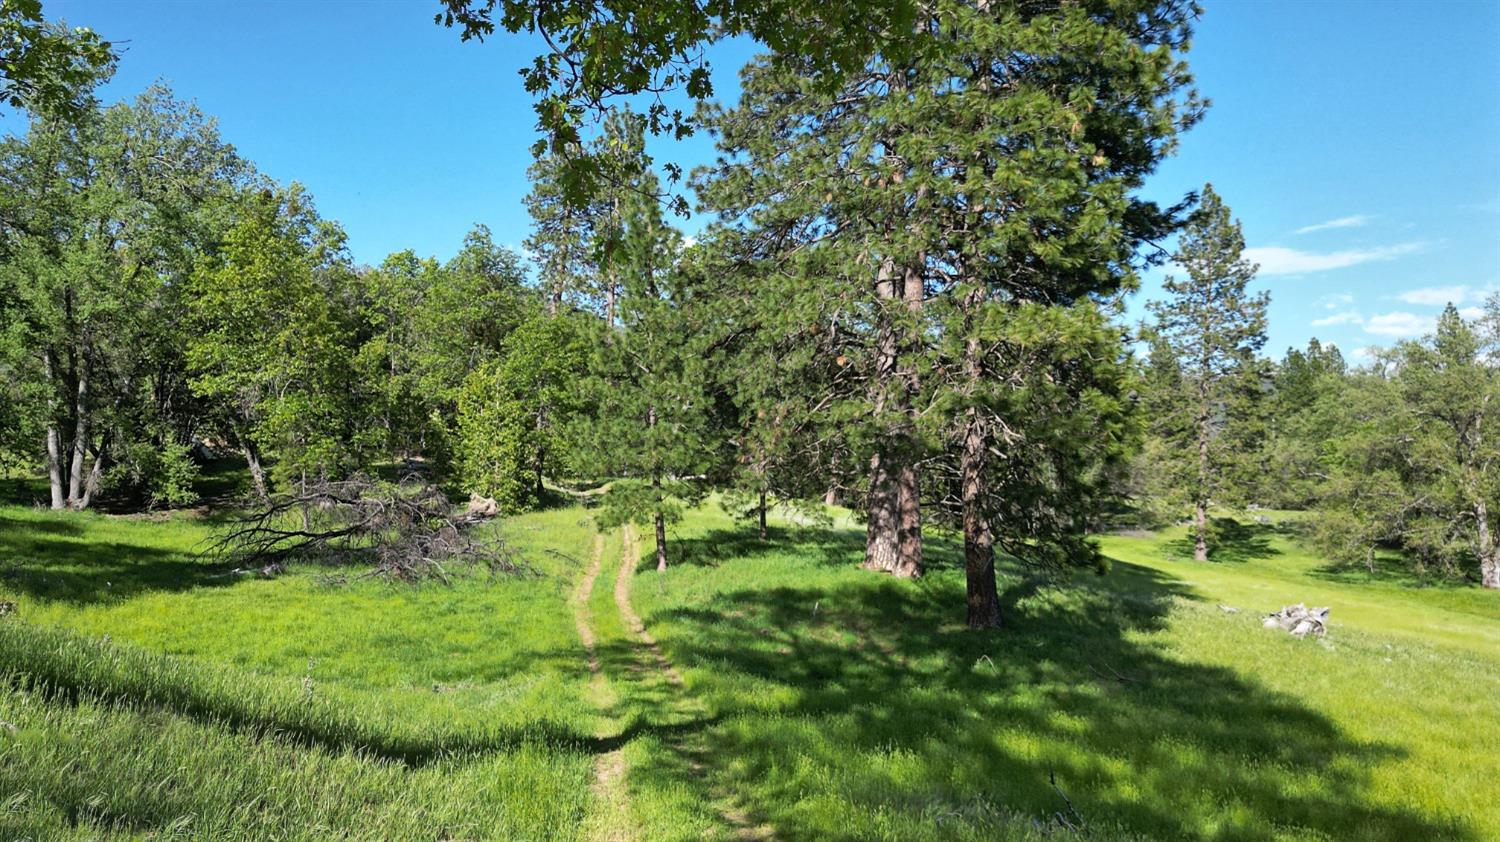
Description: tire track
xmin=617 ymin=526 xmax=775 ymax=841
xmin=574 ymin=532 xmax=634 ymax=842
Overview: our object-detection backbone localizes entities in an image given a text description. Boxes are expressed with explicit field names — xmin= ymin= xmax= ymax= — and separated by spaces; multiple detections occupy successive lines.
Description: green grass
xmin=0 ymin=504 xmax=602 ymax=840
xmin=1 ymin=499 xmax=1496 ymax=840
xmin=627 ymin=507 xmax=1500 ymax=841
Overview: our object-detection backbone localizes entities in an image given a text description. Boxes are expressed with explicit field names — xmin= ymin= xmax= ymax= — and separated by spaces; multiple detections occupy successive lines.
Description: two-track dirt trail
xmin=570 ymin=524 xmax=774 ymax=840
xmin=572 ymin=532 xmax=634 ymax=842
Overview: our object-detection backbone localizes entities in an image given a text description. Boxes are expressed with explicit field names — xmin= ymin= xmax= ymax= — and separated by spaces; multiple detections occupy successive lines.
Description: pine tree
xmin=1147 ymin=185 xmax=1268 ymax=561
xmin=698 ymin=0 xmax=1202 ymax=622
xmin=586 ymin=112 xmax=710 ymax=570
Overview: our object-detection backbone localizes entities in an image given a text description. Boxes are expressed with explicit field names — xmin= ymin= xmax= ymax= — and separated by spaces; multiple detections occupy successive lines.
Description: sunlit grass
xmin=0 ymin=504 xmax=601 ymax=839
xmin=2 ymin=498 xmax=1495 ymax=839
xmin=627 ymin=506 xmax=1499 ymax=840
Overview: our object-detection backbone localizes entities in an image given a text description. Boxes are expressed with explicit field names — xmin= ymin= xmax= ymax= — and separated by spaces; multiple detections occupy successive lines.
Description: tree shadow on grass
xmin=0 ymin=516 xmax=234 ymax=605
xmin=629 ymin=535 xmax=1475 ymax=840
xmin=1165 ymin=516 xmax=1282 ymax=564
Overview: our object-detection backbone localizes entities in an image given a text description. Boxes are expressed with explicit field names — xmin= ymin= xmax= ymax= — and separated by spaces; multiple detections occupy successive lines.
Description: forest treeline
xmin=1 ymin=0 xmax=1497 ymax=634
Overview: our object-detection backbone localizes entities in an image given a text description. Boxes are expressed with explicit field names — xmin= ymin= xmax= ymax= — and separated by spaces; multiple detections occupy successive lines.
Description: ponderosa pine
xmin=1147 ymin=185 xmax=1268 ymax=562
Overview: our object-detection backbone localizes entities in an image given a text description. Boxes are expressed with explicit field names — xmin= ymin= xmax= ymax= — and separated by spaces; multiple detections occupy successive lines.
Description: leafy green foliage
xmin=0 ymin=84 xmax=248 ymax=508
xmin=1316 ymin=305 xmax=1500 ymax=586
xmin=186 ymin=185 xmax=369 ymax=489
xmin=0 ymin=0 xmax=113 ymax=117
xmin=456 ymin=312 xmax=591 ymax=509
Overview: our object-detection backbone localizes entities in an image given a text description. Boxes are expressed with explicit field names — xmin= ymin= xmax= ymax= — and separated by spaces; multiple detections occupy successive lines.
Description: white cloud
xmin=1311 ymin=311 xmax=1363 ymax=327
xmin=1243 ymin=242 xmax=1422 ymax=275
xmin=1459 ymin=306 xmax=1485 ymax=320
xmin=1347 ymin=346 xmax=1377 ymax=365
xmin=1295 ymin=215 xmax=1371 ymax=235
xmin=1364 ymin=311 xmax=1435 ymax=337
xmin=1318 ymin=292 xmax=1354 ymax=310
xmin=1396 ymin=283 xmax=1496 ymax=306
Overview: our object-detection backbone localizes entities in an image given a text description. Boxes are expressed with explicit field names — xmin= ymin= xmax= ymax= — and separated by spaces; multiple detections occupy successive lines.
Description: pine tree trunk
xmin=605 ymin=282 xmax=616 ymax=328
xmin=865 ymin=255 xmax=903 ymax=573
xmin=961 ymin=408 xmax=1000 ymax=628
xmin=1194 ymin=378 xmax=1211 ymax=561
xmin=66 ymin=351 xmax=91 ymax=509
xmin=895 ymin=460 xmax=922 ymax=577
xmin=959 ymin=309 xmax=998 ymax=625
xmin=42 ymin=350 xmax=66 ymax=510
xmin=824 ymin=486 xmax=839 ymax=507
xmin=653 ymin=503 xmax=668 ymax=573
xmin=1477 ymin=500 xmax=1499 ymax=589
xmin=863 ymin=255 xmax=922 ymax=576
xmin=758 ymin=487 xmax=768 ymax=540
xmin=896 ymin=254 xmax=925 ymax=578
xmin=1194 ymin=498 xmax=1209 ymax=562
xmin=864 ymin=445 xmax=902 ymax=572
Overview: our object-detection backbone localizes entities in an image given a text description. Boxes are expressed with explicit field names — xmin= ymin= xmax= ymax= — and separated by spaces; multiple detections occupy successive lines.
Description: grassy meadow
xmin=0 ymin=490 xmax=1496 ymax=840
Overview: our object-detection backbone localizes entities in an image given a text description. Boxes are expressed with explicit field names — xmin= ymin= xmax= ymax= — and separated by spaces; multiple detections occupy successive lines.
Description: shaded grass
xmin=0 ymin=504 xmax=604 ymax=839
xmin=626 ymin=506 xmax=1498 ymax=840
xmin=2 ymin=498 xmax=1496 ymax=839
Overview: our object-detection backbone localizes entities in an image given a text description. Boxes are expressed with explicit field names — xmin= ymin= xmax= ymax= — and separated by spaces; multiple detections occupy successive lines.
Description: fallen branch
xmin=203 ymin=473 xmax=528 ymax=583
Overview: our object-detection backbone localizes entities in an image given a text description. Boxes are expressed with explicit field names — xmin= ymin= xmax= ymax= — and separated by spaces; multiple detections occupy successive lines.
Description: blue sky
xmin=22 ymin=0 xmax=1500 ymax=363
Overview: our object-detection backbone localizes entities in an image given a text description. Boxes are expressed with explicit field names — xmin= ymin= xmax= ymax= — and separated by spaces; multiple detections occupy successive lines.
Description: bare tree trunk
xmin=605 ymin=281 xmax=617 ymax=328
xmin=894 ymin=258 xmax=924 ymax=578
xmin=42 ymin=350 xmax=66 ymax=509
xmin=66 ymin=351 xmax=91 ymax=509
xmin=241 ymin=437 xmax=269 ymax=502
xmin=78 ymin=433 xmax=109 ymax=510
xmin=1478 ymin=500 xmax=1499 ymax=589
xmin=758 ymin=487 xmax=768 ymax=540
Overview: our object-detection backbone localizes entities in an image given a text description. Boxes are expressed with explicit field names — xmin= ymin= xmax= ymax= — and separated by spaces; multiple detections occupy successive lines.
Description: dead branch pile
xmin=206 ymin=473 xmax=525 ymax=583
xmin=1262 ymin=603 xmax=1329 ymax=637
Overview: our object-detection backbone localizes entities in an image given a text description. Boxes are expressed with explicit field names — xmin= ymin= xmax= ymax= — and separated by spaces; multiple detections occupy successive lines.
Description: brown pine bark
xmin=862 ymin=255 xmax=923 ymax=577
xmin=865 ymin=446 xmax=902 ymax=572
xmin=894 ymin=460 xmax=922 ymax=577
xmin=758 ymin=487 xmax=768 ymax=540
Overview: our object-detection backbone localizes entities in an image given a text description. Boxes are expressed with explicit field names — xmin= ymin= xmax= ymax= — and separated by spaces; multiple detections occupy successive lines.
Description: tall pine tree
xmin=1147 ymin=184 xmax=1268 ymax=561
